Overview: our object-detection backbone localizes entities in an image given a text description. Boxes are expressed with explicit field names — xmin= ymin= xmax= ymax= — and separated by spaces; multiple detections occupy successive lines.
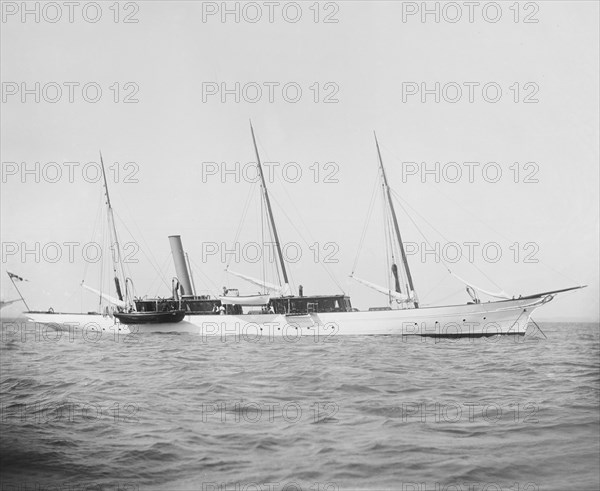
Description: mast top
xmin=374 ymin=132 xmax=391 ymax=189
xmin=99 ymin=150 xmax=113 ymax=209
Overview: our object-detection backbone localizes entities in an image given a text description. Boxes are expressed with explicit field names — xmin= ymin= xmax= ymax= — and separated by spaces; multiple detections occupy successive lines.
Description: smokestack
xmin=168 ymin=235 xmax=194 ymax=297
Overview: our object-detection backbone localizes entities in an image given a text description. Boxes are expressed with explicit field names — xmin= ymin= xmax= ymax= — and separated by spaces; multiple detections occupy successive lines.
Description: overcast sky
xmin=1 ymin=1 xmax=598 ymax=321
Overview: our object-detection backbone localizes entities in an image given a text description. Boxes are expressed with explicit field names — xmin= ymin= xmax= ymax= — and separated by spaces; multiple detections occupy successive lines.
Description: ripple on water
xmin=0 ymin=321 xmax=598 ymax=490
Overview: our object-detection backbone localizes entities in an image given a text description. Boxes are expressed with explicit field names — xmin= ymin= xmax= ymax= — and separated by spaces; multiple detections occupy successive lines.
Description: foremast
xmin=99 ymin=151 xmax=131 ymax=308
xmin=374 ymin=134 xmax=419 ymax=308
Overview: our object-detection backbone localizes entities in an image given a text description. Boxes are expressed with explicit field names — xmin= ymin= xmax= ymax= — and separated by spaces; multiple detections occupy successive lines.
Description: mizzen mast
xmin=374 ymin=133 xmax=419 ymax=308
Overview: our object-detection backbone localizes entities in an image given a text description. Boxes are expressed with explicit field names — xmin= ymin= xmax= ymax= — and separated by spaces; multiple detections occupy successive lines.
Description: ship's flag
xmin=7 ymin=272 xmax=27 ymax=282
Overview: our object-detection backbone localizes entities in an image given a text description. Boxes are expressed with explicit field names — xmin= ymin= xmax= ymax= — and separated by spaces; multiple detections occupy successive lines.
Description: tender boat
xmin=113 ymin=310 xmax=186 ymax=324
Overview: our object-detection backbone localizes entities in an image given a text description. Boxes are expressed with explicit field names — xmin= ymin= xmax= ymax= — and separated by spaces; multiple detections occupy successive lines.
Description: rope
xmin=390 ymin=188 xmax=506 ymax=292
xmin=251 ymin=136 xmax=343 ymax=293
xmin=272 ymin=182 xmax=342 ymax=292
xmin=351 ymin=169 xmax=380 ymax=274
xmin=82 ymin=190 xmax=104 ymax=284
xmin=420 ymin=273 xmax=451 ymax=301
xmin=269 ymin=191 xmax=345 ymax=293
xmin=189 ymin=256 xmax=221 ymax=297
xmin=382 ymin=183 xmax=393 ymax=304
xmin=529 ymin=316 xmax=548 ymax=339
xmin=263 ymin=188 xmax=288 ymax=292
xmin=228 ymin=180 xmax=257 ymax=269
xmin=260 ymin=185 xmax=267 ymax=293
xmin=99 ymin=204 xmax=108 ymax=310
xmin=113 ymin=211 xmax=170 ymax=292
xmin=146 ymin=252 xmax=171 ymax=297
xmin=380 ymin=141 xmax=580 ymax=287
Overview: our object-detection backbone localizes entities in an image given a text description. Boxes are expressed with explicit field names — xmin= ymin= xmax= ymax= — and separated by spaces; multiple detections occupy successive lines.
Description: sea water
xmin=1 ymin=320 xmax=598 ymax=491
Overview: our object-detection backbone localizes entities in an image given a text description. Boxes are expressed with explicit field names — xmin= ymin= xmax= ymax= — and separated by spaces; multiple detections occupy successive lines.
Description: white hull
xmin=25 ymin=294 xmax=554 ymax=339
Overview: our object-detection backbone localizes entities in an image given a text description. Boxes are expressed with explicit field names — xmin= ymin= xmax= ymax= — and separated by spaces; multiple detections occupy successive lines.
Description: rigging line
xmin=147 ymin=252 xmax=171 ymax=297
xmin=378 ymin=141 xmax=504 ymax=293
xmin=264 ymin=186 xmax=292 ymax=290
xmin=229 ymin=180 xmax=258 ymax=269
xmin=381 ymin=140 xmax=580 ymax=286
xmin=384 ymin=179 xmax=397 ymax=266
xmin=251 ymin=129 xmax=334 ymax=294
xmin=419 ymin=273 xmax=451 ymax=300
xmin=189 ymin=256 xmax=221 ymax=296
xmin=382 ymin=183 xmax=393 ymax=305
xmin=107 ymin=180 xmax=180 ymax=293
xmin=394 ymin=190 xmax=503 ymax=292
xmin=391 ymin=187 xmax=505 ymax=292
xmin=352 ymin=168 xmax=381 ymax=274
xmin=529 ymin=317 xmax=548 ymax=339
xmin=267 ymin=183 xmax=342 ymax=290
xmin=62 ymin=277 xmax=88 ymax=308
xmin=257 ymin=193 xmax=282 ymax=294
xmin=268 ymin=212 xmax=286 ymax=293
xmin=266 ymin=159 xmax=346 ymax=293
xmin=430 ymin=288 xmax=463 ymax=306
xmin=97 ymin=215 xmax=107 ymax=311
xmin=96 ymin=211 xmax=104 ymax=305
xmin=392 ymin=216 xmax=409 ymax=297
xmin=259 ymin=179 xmax=285 ymax=289
xmin=110 ymin=204 xmax=170 ymax=291
xmin=83 ymin=190 xmax=105 ymax=283
xmin=251 ymin=129 xmax=333 ymax=294
xmin=111 ymin=211 xmax=170 ymax=292
xmin=269 ymin=191 xmax=329 ymax=290
xmin=268 ymin=190 xmax=343 ymax=293
xmin=260 ymin=184 xmax=267 ymax=293
xmin=390 ymin=188 xmax=505 ymax=291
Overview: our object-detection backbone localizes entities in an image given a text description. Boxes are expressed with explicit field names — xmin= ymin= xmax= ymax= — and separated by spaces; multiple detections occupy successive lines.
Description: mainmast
xmin=249 ymin=122 xmax=290 ymax=292
xmin=99 ymin=151 xmax=128 ymax=304
xmin=374 ymin=133 xmax=419 ymax=308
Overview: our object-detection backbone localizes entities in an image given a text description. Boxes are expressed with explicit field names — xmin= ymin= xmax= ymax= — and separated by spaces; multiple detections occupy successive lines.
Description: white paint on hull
xmin=25 ymin=295 xmax=551 ymax=339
